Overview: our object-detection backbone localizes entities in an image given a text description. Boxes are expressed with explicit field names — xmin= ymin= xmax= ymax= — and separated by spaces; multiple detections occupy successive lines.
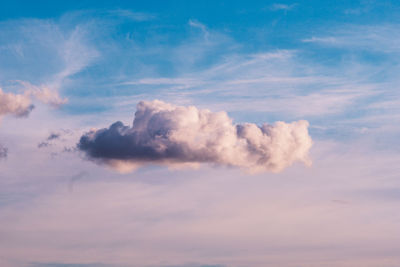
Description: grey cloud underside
xmin=37 ymin=133 xmax=61 ymax=148
xmin=47 ymin=133 xmax=61 ymax=140
xmin=78 ymin=100 xmax=312 ymax=173
xmin=80 ymin=121 xmax=195 ymax=160
xmin=0 ymin=144 xmax=7 ymax=159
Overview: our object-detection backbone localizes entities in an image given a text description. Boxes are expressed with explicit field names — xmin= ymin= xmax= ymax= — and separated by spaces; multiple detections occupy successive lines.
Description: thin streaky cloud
xmin=107 ymin=8 xmax=156 ymax=21
xmin=270 ymin=3 xmax=297 ymax=11
xmin=188 ymin=20 xmax=210 ymax=41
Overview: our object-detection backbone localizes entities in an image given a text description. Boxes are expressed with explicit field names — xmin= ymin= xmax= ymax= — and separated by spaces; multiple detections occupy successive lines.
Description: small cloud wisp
xmin=0 ymin=84 xmax=67 ymax=119
xmin=0 ymin=86 xmax=67 ymax=158
xmin=17 ymin=81 xmax=68 ymax=108
xmin=78 ymin=100 xmax=312 ymax=173
xmin=0 ymin=144 xmax=7 ymax=159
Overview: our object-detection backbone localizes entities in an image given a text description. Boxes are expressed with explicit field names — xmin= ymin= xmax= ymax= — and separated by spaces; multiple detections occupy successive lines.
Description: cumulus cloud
xmin=0 ymin=88 xmax=34 ymax=118
xmin=79 ymin=100 xmax=312 ymax=173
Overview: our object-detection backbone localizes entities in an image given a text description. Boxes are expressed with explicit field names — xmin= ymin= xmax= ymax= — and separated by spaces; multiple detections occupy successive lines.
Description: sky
xmin=0 ymin=1 xmax=400 ymax=266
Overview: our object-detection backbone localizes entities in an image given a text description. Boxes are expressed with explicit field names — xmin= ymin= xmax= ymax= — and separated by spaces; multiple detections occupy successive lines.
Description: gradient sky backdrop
xmin=1 ymin=1 xmax=400 ymax=267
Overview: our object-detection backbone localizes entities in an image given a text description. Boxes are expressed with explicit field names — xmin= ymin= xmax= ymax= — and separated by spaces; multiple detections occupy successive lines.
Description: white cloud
xmin=17 ymin=81 xmax=68 ymax=108
xmin=0 ymin=88 xmax=33 ymax=118
xmin=79 ymin=100 xmax=312 ymax=173
xmin=0 ymin=83 xmax=67 ymax=120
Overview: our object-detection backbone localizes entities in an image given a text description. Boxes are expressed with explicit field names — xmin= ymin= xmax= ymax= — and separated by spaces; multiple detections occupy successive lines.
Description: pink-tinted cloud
xmin=0 ymin=88 xmax=33 ymax=118
xmin=79 ymin=100 xmax=312 ymax=173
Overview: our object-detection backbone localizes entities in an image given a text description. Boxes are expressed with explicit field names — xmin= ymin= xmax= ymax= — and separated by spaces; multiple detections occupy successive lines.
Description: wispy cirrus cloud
xmin=300 ymin=24 xmax=400 ymax=132
xmin=302 ymin=24 xmax=400 ymax=53
xmin=106 ymin=8 xmax=156 ymax=21
xmin=189 ymin=20 xmax=210 ymax=41
xmin=0 ymin=16 xmax=99 ymax=102
xmin=0 ymin=15 xmax=99 ymax=157
xmin=14 ymin=16 xmax=377 ymax=130
xmin=4 ymin=14 xmax=385 ymax=153
xmin=115 ymin=48 xmax=378 ymax=123
xmin=269 ymin=3 xmax=297 ymax=11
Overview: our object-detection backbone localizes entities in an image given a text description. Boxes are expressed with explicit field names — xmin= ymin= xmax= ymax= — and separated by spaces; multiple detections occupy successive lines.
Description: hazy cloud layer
xmin=79 ymin=100 xmax=312 ymax=173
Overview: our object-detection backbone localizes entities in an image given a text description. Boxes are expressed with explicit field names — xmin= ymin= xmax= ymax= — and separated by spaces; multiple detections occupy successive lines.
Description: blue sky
xmin=0 ymin=1 xmax=400 ymax=267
